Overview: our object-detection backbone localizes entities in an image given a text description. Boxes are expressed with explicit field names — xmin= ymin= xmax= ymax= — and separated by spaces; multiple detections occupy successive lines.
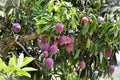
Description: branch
xmin=16 ymin=41 xmax=32 ymax=57
xmin=18 ymin=32 xmax=40 ymax=43
xmin=0 ymin=32 xmax=40 ymax=57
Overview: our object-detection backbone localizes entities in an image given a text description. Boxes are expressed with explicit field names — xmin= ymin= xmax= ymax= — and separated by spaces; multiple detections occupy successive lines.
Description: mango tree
xmin=0 ymin=0 xmax=120 ymax=80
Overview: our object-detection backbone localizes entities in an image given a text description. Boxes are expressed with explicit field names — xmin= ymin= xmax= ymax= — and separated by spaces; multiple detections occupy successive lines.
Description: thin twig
xmin=34 ymin=59 xmax=41 ymax=67
xmin=16 ymin=41 xmax=32 ymax=57
xmin=15 ymin=35 xmax=32 ymax=57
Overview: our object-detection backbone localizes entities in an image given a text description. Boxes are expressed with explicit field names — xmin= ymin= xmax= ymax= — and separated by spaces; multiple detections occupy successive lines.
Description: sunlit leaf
xmin=8 ymin=54 xmax=16 ymax=67
xmin=48 ymin=0 xmax=54 ymax=12
xmin=20 ymin=57 xmax=35 ymax=68
xmin=22 ymin=67 xmax=37 ymax=72
xmin=17 ymin=53 xmax=24 ymax=68
xmin=72 ymin=15 xmax=76 ymax=28
xmin=16 ymin=69 xmax=31 ymax=77
xmin=0 ymin=58 xmax=6 ymax=70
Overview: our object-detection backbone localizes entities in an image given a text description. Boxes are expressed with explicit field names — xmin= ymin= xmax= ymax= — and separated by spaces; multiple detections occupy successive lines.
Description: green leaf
xmin=0 ymin=72 xmax=6 ymax=80
xmin=100 ymin=22 xmax=112 ymax=35
xmin=0 ymin=1 xmax=5 ymax=6
xmin=41 ymin=25 xmax=51 ymax=33
xmin=48 ymin=0 xmax=54 ymax=12
xmin=82 ymin=24 xmax=90 ymax=35
xmin=0 ymin=10 xmax=4 ymax=17
xmin=54 ymin=4 xmax=61 ymax=13
xmin=114 ymin=20 xmax=120 ymax=38
xmin=0 ymin=58 xmax=6 ymax=70
xmin=8 ymin=54 xmax=16 ymax=67
xmin=86 ymin=38 xmax=91 ymax=49
xmin=74 ymin=49 xmax=80 ymax=59
xmin=72 ymin=15 xmax=76 ymax=28
xmin=71 ymin=8 xmax=76 ymax=15
xmin=36 ymin=19 xmax=48 ymax=25
xmin=20 ymin=57 xmax=35 ymax=68
xmin=111 ymin=6 xmax=120 ymax=13
xmin=17 ymin=53 xmax=24 ymax=68
xmin=69 ymin=8 xmax=77 ymax=28
xmin=22 ymin=67 xmax=37 ymax=72
xmin=102 ymin=57 xmax=108 ymax=68
xmin=16 ymin=69 xmax=31 ymax=77
xmin=4 ymin=66 xmax=16 ymax=73
xmin=89 ymin=14 xmax=98 ymax=36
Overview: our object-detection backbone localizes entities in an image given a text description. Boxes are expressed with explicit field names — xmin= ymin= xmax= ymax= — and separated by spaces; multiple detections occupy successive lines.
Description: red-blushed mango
xmin=49 ymin=45 xmax=58 ymax=55
xmin=38 ymin=40 xmax=43 ymax=48
xmin=55 ymin=22 xmax=63 ymax=33
xmin=43 ymin=51 xmax=49 ymax=58
xmin=58 ymin=35 xmax=67 ymax=45
xmin=69 ymin=35 xmax=75 ymax=42
xmin=81 ymin=16 xmax=89 ymax=24
xmin=65 ymin=43 xmax=73 ymax=53
xmin=45 ymin=58 xmax=54 ymax=69
xmin=108 ymin=65 xmax=115 ymax=74
xmin=40 ymin=36 xmax=48 ymax=43
xmin=66 ymin=37 xmax=72 ymax=44
xmin=53 ymin=40 xmax=58 ymax=46
xmin=105 ymin=49 xmax=112 ymax=58
xmin=41 ymin=43 xmax=50 ymax=52
xmin=13 ymin=23 xmax=21 ymax=33
xmin=79 ymin=61 xmax=86 ymax=70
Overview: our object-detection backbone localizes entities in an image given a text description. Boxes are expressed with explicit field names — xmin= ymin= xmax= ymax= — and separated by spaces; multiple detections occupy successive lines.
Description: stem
xmin=16 ymin=41 xmax=32 ymax=57
xmin=7 ymin=72 xmax=12 ymax=80
xmin=0 ymin=32 xmax=40 ymax=58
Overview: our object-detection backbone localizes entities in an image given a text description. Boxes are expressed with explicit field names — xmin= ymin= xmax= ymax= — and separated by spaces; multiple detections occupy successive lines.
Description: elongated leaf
xmin=114 ymin=21 xmax=120 ymax=38
xmin=54 ymin=5 xmax=61 ymax=12
xmin=0 ymin=73 xmax=6 ymax=80
xmin=100 ymin=23 xmax=112 ymax=35
xmin=0 ymin=58 xmax=6 ymax=70
xmin=86 ymin=38 xmax=91 ymax=49
xmin=20 ymin=57 xmax=35 ymax=68
xmin=0 ymin=0 xmax=6 ymax=7
xmin=48 ymin=0 xmax=54 ymax=12
xmin=22 ymin=67 xmax=37 ymax=72
xmin=111 ymin=6 xmax=120 ymax=12
xmin=72 ymin=15 xmax=76 ymax=28
xmin=41 ymin=25 xmax=51 ymax=33
xmin=4 ymin=66 xmax=16 ymax=73
xmin=82 ymin=24 xmax=90 ymax=35
xmin=8 ymin=54 xmax=16 ymax=67
xmin=36 ymin=19 xmax=48 ymax=25
xmin=74 ymin=49 xmax=80 ymax=59
xmin=70 ymin=8 xmax=77 ymax=28
xmin=17 ymin=53 xmax=24 ymax=68
xmin=16 ymin=69 xmax=31 ymax=77
xmin=90 ymin=14 xmax=98 ymax=36
xmin=72 ymin=8 xmax=76 ymax=15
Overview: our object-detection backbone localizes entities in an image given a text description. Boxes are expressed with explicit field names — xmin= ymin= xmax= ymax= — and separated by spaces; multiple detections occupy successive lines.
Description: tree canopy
xmin=0 ymin=0 xmax=120 ymax=80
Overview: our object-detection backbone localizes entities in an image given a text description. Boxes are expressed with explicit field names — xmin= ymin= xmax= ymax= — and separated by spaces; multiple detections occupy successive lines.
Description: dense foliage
xmin=0 ymin=0 xmax=120 ymax=80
